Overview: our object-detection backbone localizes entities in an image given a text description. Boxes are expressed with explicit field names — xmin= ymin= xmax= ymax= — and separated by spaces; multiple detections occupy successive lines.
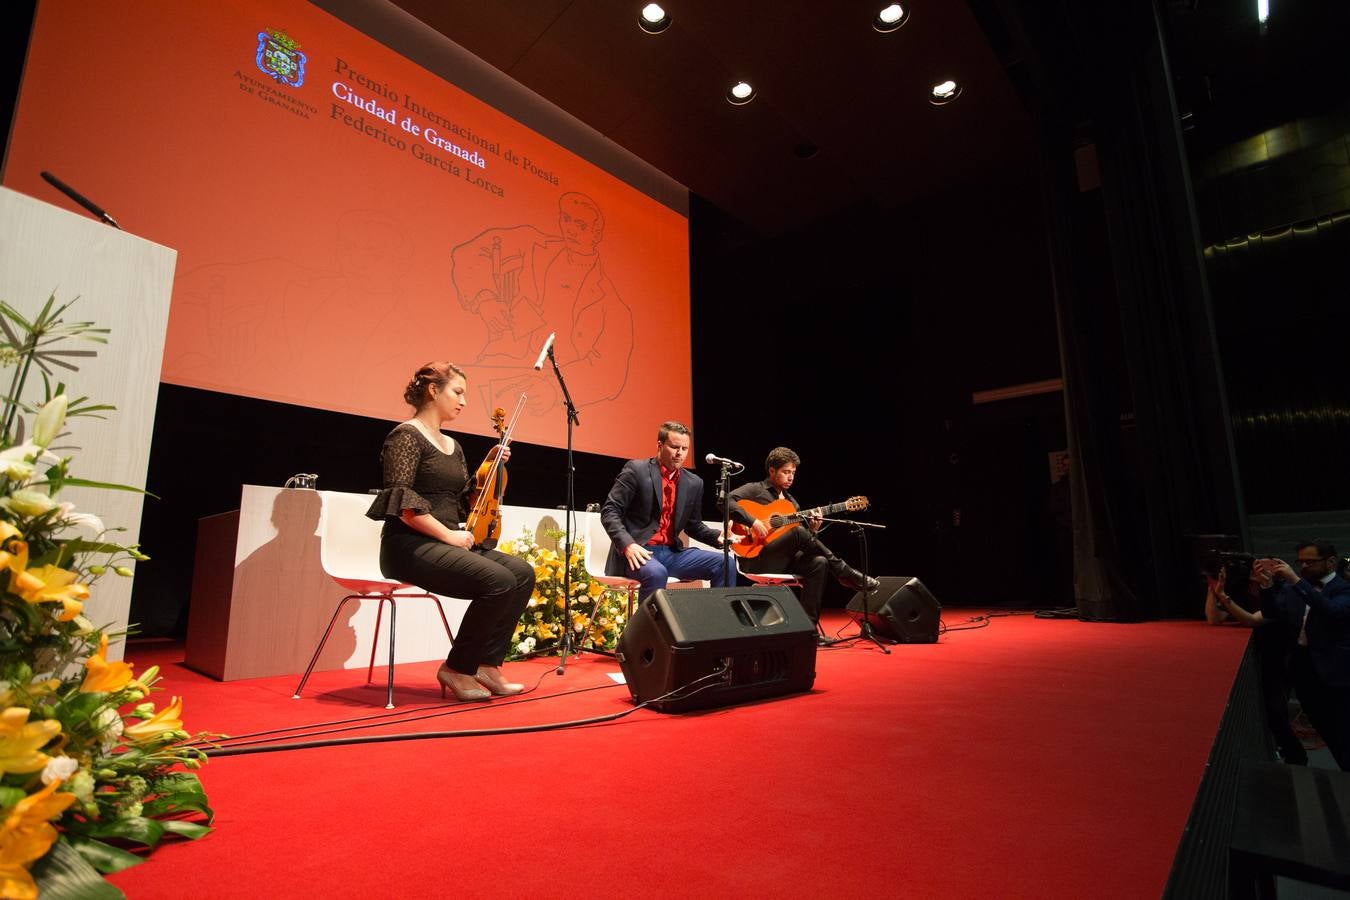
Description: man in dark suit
xmin=1261 ymin=540 xmax=1350 ymax=770
xmin=601 ymin=421 xmax=732 ymax=600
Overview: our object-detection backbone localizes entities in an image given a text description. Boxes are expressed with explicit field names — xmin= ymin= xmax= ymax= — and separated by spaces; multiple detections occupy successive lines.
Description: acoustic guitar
xmin=730 ymin=496 xmax=869 ymax=558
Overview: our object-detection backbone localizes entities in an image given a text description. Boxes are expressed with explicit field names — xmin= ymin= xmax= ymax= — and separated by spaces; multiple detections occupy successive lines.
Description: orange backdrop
xmin=3 ymin=0 xmax=691 ymax=460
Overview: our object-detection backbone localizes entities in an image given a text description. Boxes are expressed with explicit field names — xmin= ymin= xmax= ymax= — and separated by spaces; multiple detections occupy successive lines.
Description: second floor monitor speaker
xmin=616 ymin=586 xmax=817 ymax=712
xmin=846 ymin=576 xmax=941 ymax=643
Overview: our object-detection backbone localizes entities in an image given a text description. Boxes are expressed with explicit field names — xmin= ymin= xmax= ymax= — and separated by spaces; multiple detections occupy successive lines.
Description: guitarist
xmin=726 ymin=447 xmax=879 ymax=634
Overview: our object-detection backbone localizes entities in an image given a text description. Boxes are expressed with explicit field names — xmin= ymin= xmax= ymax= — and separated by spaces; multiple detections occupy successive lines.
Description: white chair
xmin=292 ymin=492 xmax=456 ymax=709
xmin=578 ymin=515 xmax=707 ymax=652
xmin=583 ymin=514 xmax=642 ymax=620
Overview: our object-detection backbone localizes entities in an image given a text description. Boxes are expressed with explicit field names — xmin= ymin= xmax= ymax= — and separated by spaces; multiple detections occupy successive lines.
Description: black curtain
xmin=993 ymin=0 xmax=1247 ymax=618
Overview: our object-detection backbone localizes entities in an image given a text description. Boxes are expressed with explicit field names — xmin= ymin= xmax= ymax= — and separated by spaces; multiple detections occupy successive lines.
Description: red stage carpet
xmin=106 ymin=610 xmax=1248 ymax=899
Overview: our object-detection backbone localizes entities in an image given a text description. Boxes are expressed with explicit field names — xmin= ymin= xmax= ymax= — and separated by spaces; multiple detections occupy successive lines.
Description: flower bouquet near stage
xmin=500 ymin=528 xmax=629 ymax=657
xmin=0 ymin=296 xmax=214 ymax=900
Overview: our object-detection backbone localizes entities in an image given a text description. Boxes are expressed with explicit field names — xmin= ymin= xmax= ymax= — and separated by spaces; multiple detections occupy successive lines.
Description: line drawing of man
xmin=449 ymin=192 xmax=634 ymax=416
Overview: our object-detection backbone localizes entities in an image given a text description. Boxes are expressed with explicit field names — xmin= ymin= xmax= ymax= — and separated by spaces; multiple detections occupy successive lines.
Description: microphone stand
xmin=717 ymin=461 xmax=738 ymax=586
xmin=544 ymin=347 xmax=581 ymax=674
xmin=825 ymin=519 xmax=890 ymax=653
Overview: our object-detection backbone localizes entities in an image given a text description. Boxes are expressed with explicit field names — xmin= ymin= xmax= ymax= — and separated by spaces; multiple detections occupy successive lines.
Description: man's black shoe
xmin=828 ymin=558 xmax=878 ymax=594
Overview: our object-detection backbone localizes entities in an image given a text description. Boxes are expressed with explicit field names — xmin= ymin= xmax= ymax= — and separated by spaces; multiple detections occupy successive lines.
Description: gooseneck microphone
xmin=532 ymin=332 xmax=556 ymax=370
xmin=705 ymin=453 xmax=743 ymax=467
xmin=39 ymin=171 xmax=121 ymax=229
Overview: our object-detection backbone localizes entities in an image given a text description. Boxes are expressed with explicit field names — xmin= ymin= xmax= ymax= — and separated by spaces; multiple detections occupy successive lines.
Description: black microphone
xmin=705 ymin=452 xmax=742 ymax=467
xmin=532 ymin=332 xmax=556 ymax=370
xmin=39 ymin=171 xmax=121 ymax=229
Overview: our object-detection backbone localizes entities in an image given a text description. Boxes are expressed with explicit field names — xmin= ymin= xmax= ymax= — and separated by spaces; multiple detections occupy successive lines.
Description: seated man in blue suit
xmin=1261 ymin=540 xmax=1350 ymax=770
xmin=601 ymin=421 xmax=733 ymax=600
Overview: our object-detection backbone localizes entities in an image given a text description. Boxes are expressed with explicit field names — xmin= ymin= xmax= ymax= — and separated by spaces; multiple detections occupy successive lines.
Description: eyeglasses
xmin=1297 ymin=557 xmax=1329 ymax=566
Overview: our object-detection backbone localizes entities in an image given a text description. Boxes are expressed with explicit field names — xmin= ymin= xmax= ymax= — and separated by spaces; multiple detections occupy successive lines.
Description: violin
xmin=466 ymin=395 xmax=526 ymax=550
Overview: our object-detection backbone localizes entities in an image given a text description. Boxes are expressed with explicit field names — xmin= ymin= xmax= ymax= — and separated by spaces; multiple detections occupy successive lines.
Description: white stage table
xmin=185 ymin=486 xmax=593 ymax=681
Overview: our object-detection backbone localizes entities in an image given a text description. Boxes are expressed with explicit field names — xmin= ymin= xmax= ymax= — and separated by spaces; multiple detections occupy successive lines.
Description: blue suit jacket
xmin=1264 ymin=573 xmax=1350 ymax=688
xmin=600 ymin=457 xmax=721 ymax=576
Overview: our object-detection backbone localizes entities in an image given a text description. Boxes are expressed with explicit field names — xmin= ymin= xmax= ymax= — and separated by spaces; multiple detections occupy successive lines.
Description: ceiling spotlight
xmin=929 ymin=79 xmax=962 ymax=105
xmin=873 ymin=4 xmax=910 ymax=32
xmin=639 ymin=3 xmax=671 ymax=34
xmin=727 ymin=81 xmax=756 ymax=105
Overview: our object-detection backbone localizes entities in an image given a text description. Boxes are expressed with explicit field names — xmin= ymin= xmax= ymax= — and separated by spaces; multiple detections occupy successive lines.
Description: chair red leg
xmin=293 ymin=594 xmax=362 ymax=699
xmin=430 ymin=596 xmax=455 ymax=645
xmin=367 ymin=596 xmax=389 ymax=683
xmin=385 ymin=598 xmax=397 ymax=709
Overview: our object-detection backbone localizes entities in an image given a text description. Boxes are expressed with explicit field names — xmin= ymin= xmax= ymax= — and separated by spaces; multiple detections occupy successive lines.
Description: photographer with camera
xmin=1259 ymin=541 xmax=1350 ymax=770
xmin=1205 ymin=557 xmax=1307 ymax=765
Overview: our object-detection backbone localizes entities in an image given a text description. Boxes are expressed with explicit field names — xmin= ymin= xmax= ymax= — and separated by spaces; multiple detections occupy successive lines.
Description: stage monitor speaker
xmin=846 ymin=576 xmax=941 ymax=643
xmin=616 ymin=586 xmax=817 ymax=713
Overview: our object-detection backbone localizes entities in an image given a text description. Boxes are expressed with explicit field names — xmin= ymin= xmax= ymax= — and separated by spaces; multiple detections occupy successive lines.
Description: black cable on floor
xmin=203 ymin=667 xmax=727 ymax=758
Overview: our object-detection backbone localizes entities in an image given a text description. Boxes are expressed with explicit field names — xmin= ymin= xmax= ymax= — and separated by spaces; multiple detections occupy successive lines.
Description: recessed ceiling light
xmin=874 ymin=4 xmax=910 ymax=33
xmin=930 ymin=79 xmax=962 ymax=105
xmin=727 ymin=81 xmax=756 ymax=105
xmin=639 ymin=3 xmax=671 ymax=34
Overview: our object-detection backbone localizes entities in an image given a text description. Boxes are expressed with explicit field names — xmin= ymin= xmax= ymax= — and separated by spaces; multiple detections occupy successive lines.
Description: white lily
xmin=3 ymin=486 xmax=57 ymax=516
xmin=33 ymin=394 xmax=69 ymax=448
xmin=0 ymin=441 xmax=62 ymax=470
xmin=58 ymin=501 xmax=105 ymax=538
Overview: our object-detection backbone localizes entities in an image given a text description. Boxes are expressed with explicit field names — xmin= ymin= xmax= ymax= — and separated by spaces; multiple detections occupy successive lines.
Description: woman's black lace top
xmin=365 ymin=423 xmax=472 ymax=529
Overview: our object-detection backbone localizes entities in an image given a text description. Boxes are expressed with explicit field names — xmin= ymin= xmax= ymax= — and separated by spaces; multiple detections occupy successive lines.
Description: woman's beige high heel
xmin=474 ymin=666 xmax=524 ymax=696
xmin=438 ymin=664 xmax=490 ymax=701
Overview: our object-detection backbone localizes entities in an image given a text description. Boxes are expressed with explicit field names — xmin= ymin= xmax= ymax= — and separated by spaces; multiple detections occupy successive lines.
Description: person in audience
xmin=366 ymin=361 xmax=535 ymax=701
xmin=1206 ymin=562 xmax=1307 ymax=765
xmin=1260 ymin=541 xmax=1350 ymax=770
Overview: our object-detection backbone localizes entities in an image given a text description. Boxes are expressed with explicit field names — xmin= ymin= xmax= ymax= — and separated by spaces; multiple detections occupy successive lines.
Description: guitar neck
xmin=783 ymin=500 xmax=854 ymax=524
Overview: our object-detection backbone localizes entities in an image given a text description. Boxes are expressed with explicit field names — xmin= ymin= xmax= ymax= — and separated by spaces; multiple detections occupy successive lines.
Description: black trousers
xmin=1258 ymin=649 xmax=1307 ymax=765
xmin=1291 ymin=648 xmax=1350 ymax=771
xmin=380 ymin=528 xmax=535 ymax=675
xmin=738 ymin=527 xmax=831 ymax=621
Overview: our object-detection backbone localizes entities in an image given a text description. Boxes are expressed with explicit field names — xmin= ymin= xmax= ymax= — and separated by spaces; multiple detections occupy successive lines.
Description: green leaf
xmin=150 ymin=771 xmax=205 ymax=796
xmin=35 ymin=476 xmax=158 ymax=498
xmin=58 ymin=539 xmax=134 ymax=556
xmin=0 ymin=785 xmax=26 ymax=807
xmin=29 ymin=838 xmax=126 ymax=900
xmin=0 ymin=311 xmax=22 ymax=345
xmin=66 ymin=834 xmax=146 ymax=874
xmin=160 ymin=819 xmax=211 ymax=840
xmin=0 ymin=301 xmax=36 ymax=332
xmin=143 ymin=792 xmax=213 ymax=823
xmin=85 ymin=815 xmax=166 ymax=848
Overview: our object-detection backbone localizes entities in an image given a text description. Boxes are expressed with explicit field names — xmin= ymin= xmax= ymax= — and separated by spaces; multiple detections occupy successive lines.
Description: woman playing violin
xmin=366 ymin=361 xmax=535 ymax=701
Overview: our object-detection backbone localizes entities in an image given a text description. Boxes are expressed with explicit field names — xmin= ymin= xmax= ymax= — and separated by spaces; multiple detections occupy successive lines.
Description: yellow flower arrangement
xmin=0 ymin=780 xmax=77 ymax=900
xmin=0 ymin=295 xmax=215 ymax=898
xmin=500 ymin=529 xmax=630 ymax=656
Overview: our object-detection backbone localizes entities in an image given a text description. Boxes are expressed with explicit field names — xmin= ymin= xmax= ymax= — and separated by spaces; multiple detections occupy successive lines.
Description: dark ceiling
xmin=387 ymin=0 xmax=1035 ymax=236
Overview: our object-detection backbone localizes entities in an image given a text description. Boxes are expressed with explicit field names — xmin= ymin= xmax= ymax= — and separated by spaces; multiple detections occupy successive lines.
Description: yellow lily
xmin=123 ymin=696 xmax=183 ymax=742
xmin=0 ymin=708 xmax=60 ymax=778
xmin=0 ymin=524 xmax=28 ymax=587
xmin=10 ymin=565 xmax=88 ymax=622
xmin=80 ymin=634 xmax=137 ymax=694
xmin=0 ymin=779 xmax=78 ymax=900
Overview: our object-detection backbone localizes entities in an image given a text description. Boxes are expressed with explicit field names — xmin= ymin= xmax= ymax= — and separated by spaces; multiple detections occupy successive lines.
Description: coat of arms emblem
xmin=256 ymin=29 xmax=306 ymax=87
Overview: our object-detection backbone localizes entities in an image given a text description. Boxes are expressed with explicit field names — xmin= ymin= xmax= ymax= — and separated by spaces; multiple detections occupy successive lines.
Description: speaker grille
xmin=726 ymin=649 xmax=791 ymax=687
